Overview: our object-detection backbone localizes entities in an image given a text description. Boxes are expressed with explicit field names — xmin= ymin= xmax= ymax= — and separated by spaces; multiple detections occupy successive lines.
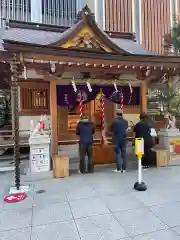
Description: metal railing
xmin=0 ymin=0 xmax=31 ymax=28
xmin=0 ymin=128 xmax=135 ymax=147
xmin=0 ymin=0 xmax=77 ymax=28
xmin=42 ymin=0 xmax=77 ymax=26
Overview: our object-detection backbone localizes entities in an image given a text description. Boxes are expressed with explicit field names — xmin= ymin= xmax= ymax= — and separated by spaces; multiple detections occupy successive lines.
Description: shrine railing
xmin=0 ymin=129 xmax=50 ymax=148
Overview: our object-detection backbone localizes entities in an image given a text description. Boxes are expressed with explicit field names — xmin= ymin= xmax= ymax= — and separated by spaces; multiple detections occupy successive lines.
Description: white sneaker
xmin=113 ymin=169 xmax=121 ymax=173
xmin=121 ymin=170 xmax=126 ymax=173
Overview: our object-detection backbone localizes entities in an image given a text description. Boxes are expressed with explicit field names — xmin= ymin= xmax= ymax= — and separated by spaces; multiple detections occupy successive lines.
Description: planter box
xmin=152 ymin=148 xmax=168 ymax=167
xmin=53 ymin=155 xmax=69 ymax=178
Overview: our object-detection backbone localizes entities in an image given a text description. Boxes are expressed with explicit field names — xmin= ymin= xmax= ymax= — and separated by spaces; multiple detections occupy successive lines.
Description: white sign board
xmin=29 ymin=135 xmax=51 ymax=173
xmin=30 ymin=146 xmax=50 ymax=173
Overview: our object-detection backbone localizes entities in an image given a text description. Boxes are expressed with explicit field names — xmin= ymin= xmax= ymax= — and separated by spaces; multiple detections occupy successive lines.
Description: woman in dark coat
xmin=134 ymin=113 xmax=153 ymax=168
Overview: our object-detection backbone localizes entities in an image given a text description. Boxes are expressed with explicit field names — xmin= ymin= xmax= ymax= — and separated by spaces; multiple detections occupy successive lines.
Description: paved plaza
xmin=1 ymin=165 xmax=180 ymax=239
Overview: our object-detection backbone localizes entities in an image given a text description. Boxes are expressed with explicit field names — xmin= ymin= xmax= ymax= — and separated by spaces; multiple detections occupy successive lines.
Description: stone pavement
xmin=1 ymin=166 xmax=180 ymax=239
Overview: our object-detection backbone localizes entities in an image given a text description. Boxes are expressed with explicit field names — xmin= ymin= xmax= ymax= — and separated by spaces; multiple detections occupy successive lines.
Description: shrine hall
xmin=0 ymin=5 xmax=180 ymax=164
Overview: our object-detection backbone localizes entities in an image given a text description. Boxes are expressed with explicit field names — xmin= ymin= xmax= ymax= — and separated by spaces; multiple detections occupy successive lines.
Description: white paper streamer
xmin=113 ymin=81 xmax=118 ymax=92
xmin=86 ymin=81 xmax=92 ymax=92
xmin=129 ymin=81 xmax=132 ymax=94
xmin=72 ymin=80 xmax=77 ymax=92
xmin=23 ymin=66 xmax=27 ymax=80
xmin=50 ymin=63 xmax=56 ymax=73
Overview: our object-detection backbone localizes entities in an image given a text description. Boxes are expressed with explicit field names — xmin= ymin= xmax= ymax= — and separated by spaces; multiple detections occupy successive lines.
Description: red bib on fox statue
xmin=40 ymin=121 xmax=45 ymax=129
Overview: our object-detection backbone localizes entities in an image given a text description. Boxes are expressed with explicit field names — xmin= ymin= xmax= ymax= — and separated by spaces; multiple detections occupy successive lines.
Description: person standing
xmin=134 ymin=113 xmax=153 ymax=168
xmin=110 ymin=110 xmax=128 ymax=173
xmin=76 ymin=116 xmax=95 ymax=173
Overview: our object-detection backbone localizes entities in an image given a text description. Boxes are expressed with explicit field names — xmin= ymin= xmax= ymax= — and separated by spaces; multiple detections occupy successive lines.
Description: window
xmin=20 ymin=83 xmax=50 ymax=115
xmin=1 ymin=0 xmax=31 ymax=12
xmin=42 ymin=0 xmax=77 ymax=22
xmin=32 ymin=90 xmax=48 ymax=109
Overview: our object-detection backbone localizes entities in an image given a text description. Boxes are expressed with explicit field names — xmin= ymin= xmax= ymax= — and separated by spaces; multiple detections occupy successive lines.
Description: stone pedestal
xmin=159 ymin=128 xmax=180 ymax=166
xmin=159 ymin=129 xmax=180 ymax=152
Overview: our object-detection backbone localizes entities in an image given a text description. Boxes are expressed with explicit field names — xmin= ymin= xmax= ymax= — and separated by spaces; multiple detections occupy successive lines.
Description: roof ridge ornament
xmin=74 ymin=5 xmax=95 ymax=24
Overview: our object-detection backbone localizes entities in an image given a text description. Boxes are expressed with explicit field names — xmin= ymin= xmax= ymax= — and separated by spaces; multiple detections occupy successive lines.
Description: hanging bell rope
xmin=100 ymin=88 xmax=105 ymax=145
xmin=71 ymin=78 xmax=83 ymax=119
xmin=79 ymin=94 xmax=83 ymax=119
xmin=120 ymin=90 xmax=124 ymax=110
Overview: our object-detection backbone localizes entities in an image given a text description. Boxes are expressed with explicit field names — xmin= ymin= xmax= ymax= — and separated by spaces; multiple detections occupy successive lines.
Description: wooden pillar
xmin=50 ymin=80 xmax=58 ymax=156
xmin=57 ymin=106 xmax=68 ymax=136
xmin=140 ymin=80 xmax=148 ymax=113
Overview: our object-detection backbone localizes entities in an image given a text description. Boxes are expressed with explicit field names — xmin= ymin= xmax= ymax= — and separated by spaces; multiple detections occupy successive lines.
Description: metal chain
xmin=11 ymin=52 xmax=20 ymax=190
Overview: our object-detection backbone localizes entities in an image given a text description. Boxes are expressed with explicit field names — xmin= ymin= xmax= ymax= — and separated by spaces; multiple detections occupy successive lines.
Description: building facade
xmin=0 ymin=0 xmax=81 ymax=27
xmin=104 ymin=0 xmax=179 ymax=54
xmin=1 ymin=0 xmax=179 ymax=54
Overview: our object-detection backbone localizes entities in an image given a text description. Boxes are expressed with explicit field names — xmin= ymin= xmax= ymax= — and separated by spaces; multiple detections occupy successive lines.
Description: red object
xmin=174 ymin=144 xmax=180 ymax=154
xmin=100 ymin=93 xmax=105 ymax=145
xmin=4 ymin=193 xmax=27 ymax=203
xmin=79 ymin=99 xmax=83 ymax=119
xmin=101 ymin=135 xmax=104 ymax=145
xmin=120 ymin=92 xmax=124 ymax=110
xmin=41 ymin=121 xmax=45 ymax=129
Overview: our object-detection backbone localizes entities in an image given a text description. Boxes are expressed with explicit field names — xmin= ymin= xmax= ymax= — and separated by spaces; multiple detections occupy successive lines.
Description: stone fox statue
xmin=166 ymin=113 xmax=176 ymax=129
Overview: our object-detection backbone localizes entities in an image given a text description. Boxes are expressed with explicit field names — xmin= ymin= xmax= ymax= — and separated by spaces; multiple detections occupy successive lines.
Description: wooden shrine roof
xmin=0 ymin=5 xmax=155 ymax=56
xmin=1 ymin=5 xmax=180 ymax=82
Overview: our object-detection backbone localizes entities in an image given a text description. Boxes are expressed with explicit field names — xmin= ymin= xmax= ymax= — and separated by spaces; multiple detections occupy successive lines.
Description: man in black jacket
xmin=134 ymin=113 xmax=153 ymax=168
xmin=76 ymin=116 xmax=95 ymax=173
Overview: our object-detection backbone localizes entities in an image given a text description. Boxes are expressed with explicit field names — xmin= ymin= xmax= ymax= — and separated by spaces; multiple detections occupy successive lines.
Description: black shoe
xmin=142 ymin=165 xmax=149 ymax=169
xmin=79 ymin=168 xmax=85 ymax=174
xmin=88 ymin=165 xmax=94 ymax=173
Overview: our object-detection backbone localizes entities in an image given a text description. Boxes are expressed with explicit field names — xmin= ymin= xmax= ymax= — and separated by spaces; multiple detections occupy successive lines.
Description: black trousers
xmin=79 ymin=143 xmax=93 ymax=173
xmin=142 ymin=147 xmax=151 ymax=166
xmin=142 ymin=148 xmax=156 ymax=166
xmin=141 ymin=137 xmax=153 ymax=167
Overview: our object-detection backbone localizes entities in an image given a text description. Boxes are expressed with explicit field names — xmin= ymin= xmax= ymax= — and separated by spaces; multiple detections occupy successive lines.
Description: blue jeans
xmin=114 ymin=141 xmax=127 ymax=170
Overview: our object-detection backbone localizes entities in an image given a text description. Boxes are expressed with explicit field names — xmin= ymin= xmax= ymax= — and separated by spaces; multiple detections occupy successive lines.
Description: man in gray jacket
xmin=110 ymin=110 xmax=128 ymax=173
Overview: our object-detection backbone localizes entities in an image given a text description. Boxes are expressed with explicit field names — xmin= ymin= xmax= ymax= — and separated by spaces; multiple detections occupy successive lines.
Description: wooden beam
xmin=6 ymin=42 xmax=180 ymax=65
xmin=48 ymin=76 xmax=141 ymax=85
xmin=50 ymin=80 xmax=58 ymax=157
xmin=140 ymin=80 xmax=148 ymax=113
xmin=21 ymin=52 xmax=180 ymax=68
